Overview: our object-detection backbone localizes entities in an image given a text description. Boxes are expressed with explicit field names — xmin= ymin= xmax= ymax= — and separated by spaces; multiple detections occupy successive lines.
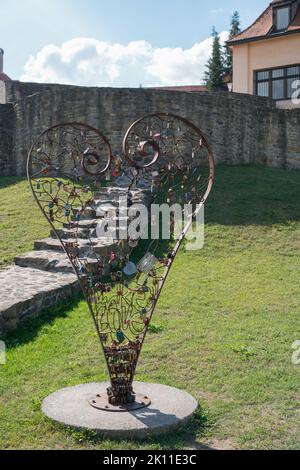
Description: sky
xmin=0 ymin=0 xmax=267 ymax=87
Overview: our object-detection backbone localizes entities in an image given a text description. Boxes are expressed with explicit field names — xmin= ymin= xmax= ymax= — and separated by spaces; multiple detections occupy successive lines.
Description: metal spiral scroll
xmin=27 ymin=114 xmax=214 ymax=411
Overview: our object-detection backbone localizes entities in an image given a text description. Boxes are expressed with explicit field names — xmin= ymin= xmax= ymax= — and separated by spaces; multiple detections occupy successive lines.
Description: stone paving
xmin=0 ymin=182 xmax=151 ymax=336
xmin=0 ymin=266 xmax=80 ymax=334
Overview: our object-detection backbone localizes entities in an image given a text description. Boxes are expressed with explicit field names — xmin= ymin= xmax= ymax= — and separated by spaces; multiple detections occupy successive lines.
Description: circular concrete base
xmin=42 ymin=382 xmax=198 ymax=439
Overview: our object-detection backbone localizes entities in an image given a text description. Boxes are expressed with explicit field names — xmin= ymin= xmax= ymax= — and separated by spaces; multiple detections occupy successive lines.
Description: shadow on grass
xmin=206 ymin=165 xmax=300 ymax=226
xmin=3 ymin=294 xmax=83 ymax=351
xmin=0 ymin=176 xmax=25 ymax=190
xmin=45 ymin=405 xmax=213 ymax=450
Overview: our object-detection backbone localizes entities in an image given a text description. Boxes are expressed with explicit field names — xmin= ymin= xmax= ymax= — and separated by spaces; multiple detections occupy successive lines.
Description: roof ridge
xmin=227 ymin=4 xmax=272 ymax=44
xmin=228 ymin=1 xmax=300 ymax=44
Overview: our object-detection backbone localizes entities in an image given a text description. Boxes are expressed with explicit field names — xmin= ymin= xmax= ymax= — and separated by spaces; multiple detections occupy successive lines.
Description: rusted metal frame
xmin=27 ymin=114 xmax=214 ymax=410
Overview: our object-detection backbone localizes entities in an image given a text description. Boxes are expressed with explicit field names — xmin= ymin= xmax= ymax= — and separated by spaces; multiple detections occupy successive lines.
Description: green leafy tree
xmin=205 ymin=27 xmax=227 ymax=91
xmin=224 ymin=11 xmax=241 ymax=75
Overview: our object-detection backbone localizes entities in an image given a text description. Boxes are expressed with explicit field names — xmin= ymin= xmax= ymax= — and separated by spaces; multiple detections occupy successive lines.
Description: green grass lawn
xmin=0 ymin=177 xmax=49 ymax=267
xmin=0 ymin=166 xmax=300 ymax=450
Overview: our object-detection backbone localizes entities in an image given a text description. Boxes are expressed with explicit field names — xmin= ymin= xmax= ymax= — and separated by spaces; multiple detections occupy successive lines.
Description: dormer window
xmin=274 ymin=5 xmax=291 ymax=31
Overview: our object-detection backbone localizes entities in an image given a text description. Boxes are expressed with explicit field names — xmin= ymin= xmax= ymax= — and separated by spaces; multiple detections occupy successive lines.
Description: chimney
xmin=0 ymin=49 xmax=3 ymax=74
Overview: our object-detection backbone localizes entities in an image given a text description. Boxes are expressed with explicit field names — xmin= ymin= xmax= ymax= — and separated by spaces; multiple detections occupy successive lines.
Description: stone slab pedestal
xmin=42 ymin=382 xmax=198 ymax=439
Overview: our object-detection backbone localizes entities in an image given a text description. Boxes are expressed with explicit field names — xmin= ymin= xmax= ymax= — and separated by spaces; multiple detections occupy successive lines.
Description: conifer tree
xmin=205 ymin=28 xmax=227 ymax=91
xmin=224 ymin=11 xmax=241 ymax=75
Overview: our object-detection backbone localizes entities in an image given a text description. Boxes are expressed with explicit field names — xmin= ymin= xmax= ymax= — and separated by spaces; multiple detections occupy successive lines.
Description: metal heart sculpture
xmin=27 ymin=113 xmax=214 ymax=411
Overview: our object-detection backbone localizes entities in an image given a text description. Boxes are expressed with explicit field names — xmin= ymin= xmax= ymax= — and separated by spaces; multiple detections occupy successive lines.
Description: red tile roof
xmin=0 ymin=72 xmax=11 ymax=81
xmin=228 ymin=1 xmax=300 ymax=45
xmin=289 ymin=2 xmax=300 ymax=30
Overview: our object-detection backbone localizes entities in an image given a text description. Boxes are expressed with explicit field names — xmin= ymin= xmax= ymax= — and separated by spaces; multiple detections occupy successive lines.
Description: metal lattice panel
xmin=27 ymin=113 xmax=214 ymax=408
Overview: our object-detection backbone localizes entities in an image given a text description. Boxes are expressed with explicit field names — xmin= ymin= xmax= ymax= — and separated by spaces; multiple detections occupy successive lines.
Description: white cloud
xmin=21 ymin=32 xmax=229 ymax=88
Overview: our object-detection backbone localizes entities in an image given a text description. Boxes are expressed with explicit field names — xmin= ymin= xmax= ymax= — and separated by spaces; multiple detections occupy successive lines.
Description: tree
xmin=224 ymin=11 xmax=241 ymax=75
xmin=205 ymin=28 xmax=227 ymax=91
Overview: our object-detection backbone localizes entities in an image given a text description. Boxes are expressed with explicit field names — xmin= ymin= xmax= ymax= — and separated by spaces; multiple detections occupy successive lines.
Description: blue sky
xmin=0 ymin=0 xmax=267 ymax=86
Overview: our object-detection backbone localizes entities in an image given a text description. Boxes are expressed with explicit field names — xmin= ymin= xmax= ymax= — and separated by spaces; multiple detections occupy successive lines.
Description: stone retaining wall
xmin=0 ymin=81 xmax=300 ymax=175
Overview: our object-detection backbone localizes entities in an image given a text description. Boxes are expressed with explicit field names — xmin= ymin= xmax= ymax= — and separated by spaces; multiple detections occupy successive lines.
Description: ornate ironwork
xmin=27 ymin=113 xmax=214 ymax=410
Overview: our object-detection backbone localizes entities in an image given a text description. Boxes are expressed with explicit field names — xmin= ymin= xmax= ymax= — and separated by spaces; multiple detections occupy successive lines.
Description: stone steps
xmin=34 ymin=238 xmax=65 ymax=253
xmin=94 ymin=188 xmax=151 ymax=201
xmin=51 ymin=227 xmax=93 ymax=240
xmin=94 ymin=187 xmax=129 ymax=199
xmin=73 ymin=207 xmax=98 ymax=219
xmin=15 ymin=250 xmax=74 ymax=274
xmin=67 ymin=219 xmax=98 ymax=229
xmin=0 ymin=266 xmax=80 ymax=335
xmin=66 ymin=216 xmax=130 ymax=232
xmin=15 ymin=249 xmax=106 ymax=276
xmin=0 ymin=184 xmax=153 ymax=335
xmin=34 ymin=237 xmax=119 ymax=256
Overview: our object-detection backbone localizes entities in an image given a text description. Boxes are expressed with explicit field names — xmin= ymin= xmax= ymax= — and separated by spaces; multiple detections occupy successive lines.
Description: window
xmin=257 ymin=82 xmax=269 ymax=97
xmin=255 ymin=65 xmax=300 ymax=101
xmin=274 ymin=6 xmax=291 ymax=31
xmin=272 ymin=79 xmax=285 ymax=99
xmin=287 ymin=66 xmax=300 ymax=98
